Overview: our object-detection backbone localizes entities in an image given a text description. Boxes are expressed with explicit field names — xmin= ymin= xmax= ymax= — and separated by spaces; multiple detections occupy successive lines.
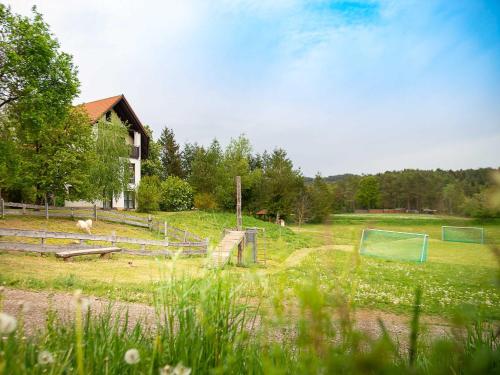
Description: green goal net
xmin=359 ymin=229 xmax=429 ymax=263
xmin=442 ymin=226 xmax=484 ymax=244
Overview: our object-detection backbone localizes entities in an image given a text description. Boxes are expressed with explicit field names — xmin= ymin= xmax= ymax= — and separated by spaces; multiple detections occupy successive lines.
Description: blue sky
xmin=11 ymin=0 xmax=500 ymax=176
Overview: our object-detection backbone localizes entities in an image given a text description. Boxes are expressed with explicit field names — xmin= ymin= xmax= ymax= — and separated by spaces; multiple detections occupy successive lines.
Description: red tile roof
xmin=80 ymin=94 xmax=123 ymax=123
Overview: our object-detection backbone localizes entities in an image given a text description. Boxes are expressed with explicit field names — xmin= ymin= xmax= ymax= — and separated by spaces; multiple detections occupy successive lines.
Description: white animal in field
xmin=76 ymin=219 xmax=93 ymax=235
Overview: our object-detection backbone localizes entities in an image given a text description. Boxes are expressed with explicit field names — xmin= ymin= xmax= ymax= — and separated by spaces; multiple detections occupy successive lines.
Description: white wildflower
xmin=37 ymin=350 xmax=54 ymax=365
xmin=0 ymin=312 xmax=17 ymax=335
xmin=159 ymin=364 xmax=174 ymax=375
xmin=159 ymin=363 xmax=191 ymax=375
xmin=174 ymin=363 xmax=192 ymax=375
xmin=124 ymin=348 xmax=140 ymax=365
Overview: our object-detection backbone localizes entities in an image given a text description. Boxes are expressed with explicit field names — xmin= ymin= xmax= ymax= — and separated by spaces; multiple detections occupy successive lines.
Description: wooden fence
xmin=0 ymin=200 xmax=205 ymax=245
xmin=0 ymin=228 xmax=207 ymax=257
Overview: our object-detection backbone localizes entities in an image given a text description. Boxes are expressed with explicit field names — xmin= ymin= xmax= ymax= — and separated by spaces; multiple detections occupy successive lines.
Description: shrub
xmin=160 ymin=176 xmax=193 ymax=211
xmin=137 ymin=176 xmax=161 ymax=212
xmin=194 ymin=192 xmax=218 ymax=210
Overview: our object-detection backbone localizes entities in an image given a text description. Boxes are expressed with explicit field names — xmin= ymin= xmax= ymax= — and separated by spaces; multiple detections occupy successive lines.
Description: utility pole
xmin=236 ymin=176 xmax=243 ymax=265
xmin=236 ymin=176 xmax=242 ymax=231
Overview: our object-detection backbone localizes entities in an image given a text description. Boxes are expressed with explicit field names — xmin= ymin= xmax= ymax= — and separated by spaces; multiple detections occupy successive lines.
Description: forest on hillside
xmin=325 ymin=169 xmax=498 ymax=216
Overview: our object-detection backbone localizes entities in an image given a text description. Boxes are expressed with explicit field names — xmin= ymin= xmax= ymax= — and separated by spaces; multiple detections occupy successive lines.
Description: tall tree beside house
xmin=0 ymin=5 xmax=82 ymax=203
xmin=141 ymin=125 xmax=162 ymax=178
xmin=85 ymin=114 xmax=131 ymax=203
xmin=158 ymin=126 xmax=183 ymax=178
xmin=0 ymin=115 xmax=19 ymax=198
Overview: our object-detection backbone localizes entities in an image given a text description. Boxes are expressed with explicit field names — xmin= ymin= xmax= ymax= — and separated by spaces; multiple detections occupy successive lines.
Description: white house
xmin=65 ymin=94 xmax=150 ymax=210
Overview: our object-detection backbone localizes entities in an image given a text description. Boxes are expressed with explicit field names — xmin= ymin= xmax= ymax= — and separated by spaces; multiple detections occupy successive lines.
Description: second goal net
xmin=442 ymin=226 xmax=484 ymax=244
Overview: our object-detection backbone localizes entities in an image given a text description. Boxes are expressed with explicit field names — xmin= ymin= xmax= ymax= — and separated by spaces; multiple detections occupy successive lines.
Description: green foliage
xmin=443 ymin=182 xmax=465 ymax=215
xmin=308 ymin=174 xmax=333 ymax=223
xmin=0 ymin=5 xmax=83 ymax=202
xmin=140 ymin=125 xmax=162 ymax=178
xmin=137 ymin=175 xmax=162 ymax=212
xmin=258 ymin=149 xmax=303 ymax=220
xmin=462 ymin=190 xmax=500 ymax=218
xmin=85 ymin=113 xmax=131 ymax=202
xmin=188 ymin=139 xmax=223 ymax=195
xmin=355 ymin=176 xmax=380 ymax=209
xmin=194 ymin=192 xmax=218 ymax=210
xmin=331 ymin=168 xmax=499 ymax=217
xmin=159 ymin=126 xmax=183 ymax=178
xmin=160 ymin=176 xmax=193 ymax=211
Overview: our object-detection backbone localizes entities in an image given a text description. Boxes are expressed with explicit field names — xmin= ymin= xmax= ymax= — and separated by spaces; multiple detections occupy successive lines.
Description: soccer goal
xmin=441 ymin=226 xmax=484 ymax=244
xmin=359 ymin=229 xmax=429 ymax=263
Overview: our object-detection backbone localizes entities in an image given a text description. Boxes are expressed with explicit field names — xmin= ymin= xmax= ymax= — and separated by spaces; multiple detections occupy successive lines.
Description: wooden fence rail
xmin=0 ymin=200 xmax=204 ymax=244
xmin=0 ymin=228 xmax=208 ymax=251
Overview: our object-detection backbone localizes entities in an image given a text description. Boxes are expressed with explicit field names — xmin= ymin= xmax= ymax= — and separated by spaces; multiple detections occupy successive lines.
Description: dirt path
xmin=1 ymin=288 xmax=155 ymax=335
xmin=1 ymin=287 xmax=451 ymax=348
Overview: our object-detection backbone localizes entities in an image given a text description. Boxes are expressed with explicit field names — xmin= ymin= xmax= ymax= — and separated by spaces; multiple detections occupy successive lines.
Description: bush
xmin=194 ymin=192 xmax=219 ymax=210
xmin=137 ymin=176 xmax=161 ymax=212
xmin=160 ymin=176 xmax=193 ymax=211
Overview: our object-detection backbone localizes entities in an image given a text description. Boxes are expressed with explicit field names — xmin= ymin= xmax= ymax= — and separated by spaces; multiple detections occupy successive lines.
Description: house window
xmin=124 ymin=191 xmax=135 ymax=209
xmin=129 ymin=163 xmax=135 ymax=184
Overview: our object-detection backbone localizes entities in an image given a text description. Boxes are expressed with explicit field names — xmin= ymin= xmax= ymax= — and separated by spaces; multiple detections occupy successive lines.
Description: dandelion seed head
xmin=124 ymin=348 xmax=140 ymax=365
xmin=173 ymin=363 xmax=191 ymax=375
xmin=159 ymin=364 xmax=174 ymax=375
xmin=38 ymin=350 xmax=54 ymax=365
xmin=0 ymin=312 xmax=17 ymax=335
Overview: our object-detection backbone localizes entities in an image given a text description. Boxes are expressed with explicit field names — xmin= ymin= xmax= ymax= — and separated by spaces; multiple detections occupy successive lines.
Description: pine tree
xmin=158 ymin=127 xmax=183 ymax=179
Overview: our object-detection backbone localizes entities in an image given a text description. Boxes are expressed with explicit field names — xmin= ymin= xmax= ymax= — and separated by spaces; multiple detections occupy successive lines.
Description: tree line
xmin=329 ymin=168 xmax=500 ymax=218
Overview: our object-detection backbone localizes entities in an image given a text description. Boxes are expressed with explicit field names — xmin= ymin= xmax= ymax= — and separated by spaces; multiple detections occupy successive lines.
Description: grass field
xmin=0 ymin=212 xmax=498 ymax=319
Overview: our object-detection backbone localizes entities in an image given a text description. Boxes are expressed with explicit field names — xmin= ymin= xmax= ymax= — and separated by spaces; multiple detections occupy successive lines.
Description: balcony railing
xmin=129 ymin=145 xmax=140 ymax=159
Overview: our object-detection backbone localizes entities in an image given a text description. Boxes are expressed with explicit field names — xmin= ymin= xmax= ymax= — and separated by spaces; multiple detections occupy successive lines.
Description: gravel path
xmin=1 ymin=287 xmax=451 ymax=347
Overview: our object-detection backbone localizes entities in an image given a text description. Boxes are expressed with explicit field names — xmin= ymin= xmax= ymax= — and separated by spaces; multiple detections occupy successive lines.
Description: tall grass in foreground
xmin=0 ymin=270 xmax=499 ymax=374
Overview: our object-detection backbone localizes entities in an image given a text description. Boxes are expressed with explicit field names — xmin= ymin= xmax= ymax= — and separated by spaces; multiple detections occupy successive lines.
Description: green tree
xmin=309 ymin=174 xmax=333 ymax=222
xmin=181 ymin=142 xmax=201 ymax=179
xmin=189 ymin=139 xmax=223 ymax=195
xmin=159 ymin=126 xmax=183 ymax=178
xmin=0 ymin=5 xmax=81 ymax=203
xmin=260 ymin=149 xmax=303 ymax=221
xmin=442 ymin=183 xmax=465 ymax=215
xmin=160 ymin=176 xmax=193 ymax=211
xmin=141 ymin=125 xmax=162 ymax=178
xmin=85 ymin=114 xmax=131 ymax=203
xmin=355 ymin=176 xmax=380 ymax=209
xmin=137 ymin=175 xmax=161 ymax=213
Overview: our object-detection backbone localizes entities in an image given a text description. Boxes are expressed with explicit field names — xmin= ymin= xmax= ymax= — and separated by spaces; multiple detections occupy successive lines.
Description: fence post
xmin=45 ymin=200 xmax=49 ymax=220
xmin=0 ymin=198 xmax=4 ymax=219
xmin=22 ymin=204 xmax=26 ymax=215
xmin=111 ymin=230 xmax=116 ymax=246
xmin=164 ymin=221 xmax=167 ymax=240
xmin=71 ymin=208 xmax=74 ymax=219
xmin=148 ymin=215 xmax=152 ymax=230
xmin=93 ymin=204 xmax=97 ymax=221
